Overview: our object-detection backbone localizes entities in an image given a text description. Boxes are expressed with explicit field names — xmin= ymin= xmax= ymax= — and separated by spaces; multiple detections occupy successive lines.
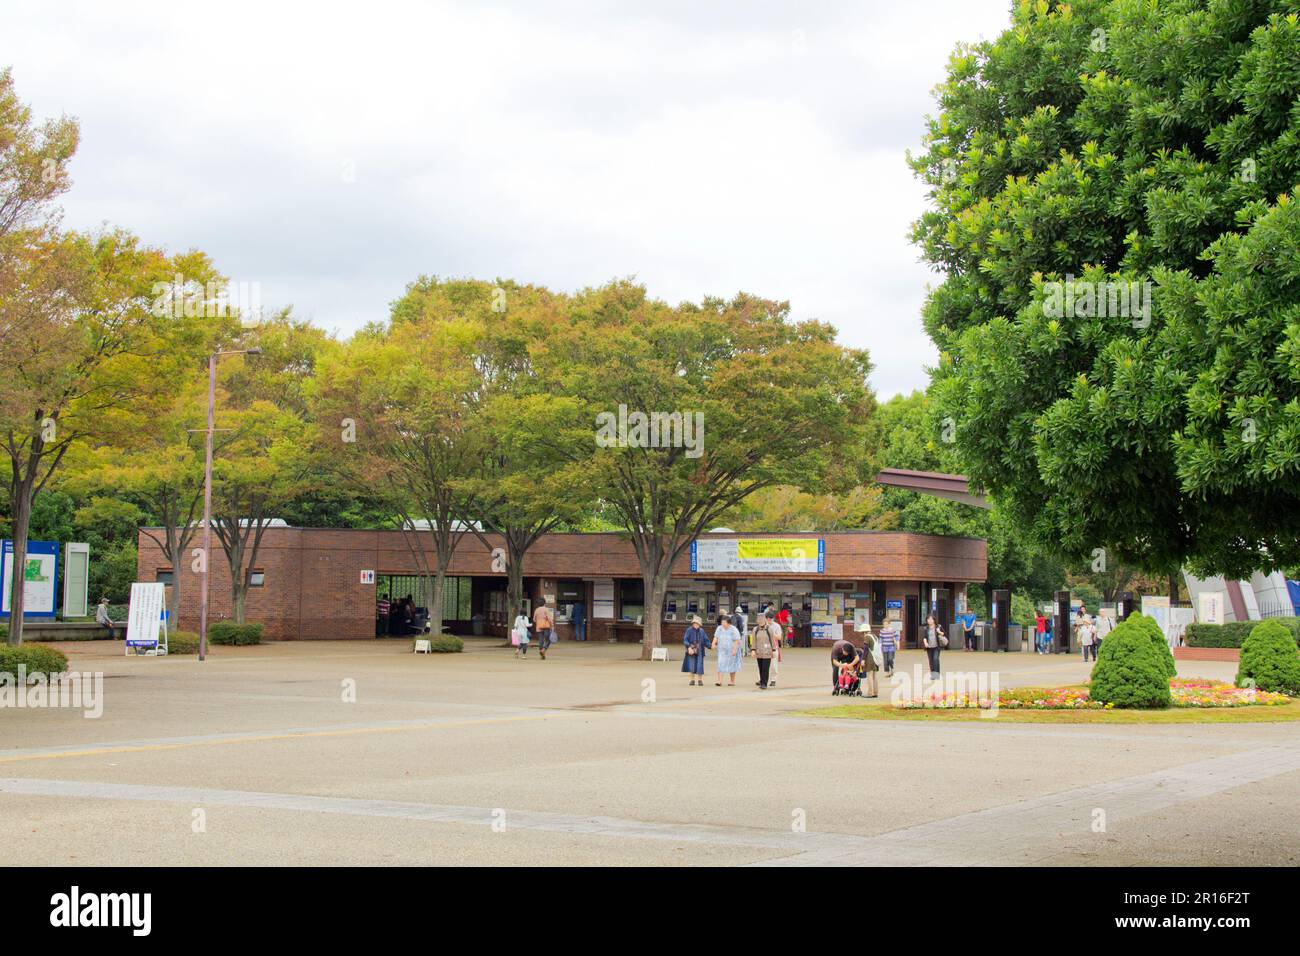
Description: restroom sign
xmin=360 ymin=570 xmax=375 ymax=585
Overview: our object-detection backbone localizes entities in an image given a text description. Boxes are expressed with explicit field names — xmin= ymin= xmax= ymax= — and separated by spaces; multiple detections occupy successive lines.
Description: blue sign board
xmin=885 ymin=599 xmax=903 ymax=610
xmin=1 ymin=540 xmax=60 ymax=619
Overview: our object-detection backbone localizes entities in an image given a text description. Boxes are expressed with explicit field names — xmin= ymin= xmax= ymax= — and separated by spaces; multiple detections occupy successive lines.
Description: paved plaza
xmin=2 ymin=639 xmax=1297 ymax=866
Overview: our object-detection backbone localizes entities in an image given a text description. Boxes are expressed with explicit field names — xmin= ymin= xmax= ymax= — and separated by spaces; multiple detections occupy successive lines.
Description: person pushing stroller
xmin=830 ymin=637 xmax=861 ymax=696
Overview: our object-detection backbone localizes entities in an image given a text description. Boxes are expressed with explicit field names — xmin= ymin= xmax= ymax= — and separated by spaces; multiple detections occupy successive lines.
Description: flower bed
xmin=1168 ymin=678 xmax=1289 ymax=708
xmin=894 ymin=678 xmax=1289 ymax=711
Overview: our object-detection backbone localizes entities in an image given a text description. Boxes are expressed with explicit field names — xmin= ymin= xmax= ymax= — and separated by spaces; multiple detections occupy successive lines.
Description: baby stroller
xmin=833 ymin=665 xmax=861 ymax=697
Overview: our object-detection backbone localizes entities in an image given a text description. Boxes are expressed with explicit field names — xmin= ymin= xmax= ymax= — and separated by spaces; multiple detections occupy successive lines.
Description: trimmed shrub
xmin=1089 ymin=613 xmax=1172 ymax=709
xmin=0 ymin=644 xmax=70 ymax=680
xmin=0 ymin=624 xmax=7 ymax=642
xmin=168 ymin=630 xmax=200 ymax=655
xmin=1236 ymin=620 xmax=1300 ymax=695
xmin=207 ymin=622 xmax=264 ymax=646
xmin=430 ymin=635 xmax=464 ymax=653
xmin=1186 ymin=619 xmax=1300 ymax=649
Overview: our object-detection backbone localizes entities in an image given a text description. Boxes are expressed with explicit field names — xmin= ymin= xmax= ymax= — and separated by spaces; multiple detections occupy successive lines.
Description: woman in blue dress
xmin=711 ymin=613 xmax=743 ymax=687
xmin=681 ymin=615 xmax=708 ymax=686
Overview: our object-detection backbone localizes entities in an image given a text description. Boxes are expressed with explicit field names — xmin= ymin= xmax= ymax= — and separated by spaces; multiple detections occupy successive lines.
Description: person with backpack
xmin=859 ymin=629 xmax=880 ymax=698
xmin=751 ymin=611 xmax=780 ymax=689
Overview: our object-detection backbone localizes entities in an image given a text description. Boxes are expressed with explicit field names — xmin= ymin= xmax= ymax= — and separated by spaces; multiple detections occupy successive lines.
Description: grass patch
xmin=799 ymin=699 xmax=1300 ymax=724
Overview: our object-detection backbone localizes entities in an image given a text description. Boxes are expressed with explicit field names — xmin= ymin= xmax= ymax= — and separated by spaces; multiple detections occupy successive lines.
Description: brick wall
xmin=138 ymin=528 xmax=987 ymax=641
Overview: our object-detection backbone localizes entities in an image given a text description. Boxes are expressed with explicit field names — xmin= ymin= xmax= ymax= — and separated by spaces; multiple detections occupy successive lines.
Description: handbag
xmin=938 ymin=628 xmax=949 ymax=649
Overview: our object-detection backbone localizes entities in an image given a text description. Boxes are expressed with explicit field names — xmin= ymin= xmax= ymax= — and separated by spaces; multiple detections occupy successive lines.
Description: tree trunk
xmin=1168 ymin=572 xmax=1181 ymax=604
xmin=226 ymin=540 xmax=246 ymax=625
xmin=165 ymin=525 xmax=185 ymax=625
xmin=506 ymin=535 xmax=527 ymax=622
xmin=638 ymin=564 xmax=670 ymax=661
xmin=428 ymin=565 xmax=446 ymax=638
xmin=5 ymin=483 xmax=34 ymax=646
xmin=231 ymin=580 xmax=247 ymax=625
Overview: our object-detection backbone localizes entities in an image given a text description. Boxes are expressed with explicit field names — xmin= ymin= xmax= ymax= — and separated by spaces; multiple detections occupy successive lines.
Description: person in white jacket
xmin=512 ymin=613 xmax=531 ymax=657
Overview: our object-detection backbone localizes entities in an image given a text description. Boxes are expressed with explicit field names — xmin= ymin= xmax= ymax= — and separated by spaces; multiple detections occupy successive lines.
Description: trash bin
xmin=1009 ymin=624 xmax=1025 ymax=652
xmin=471 ymin=614 xmax=486 ymax=636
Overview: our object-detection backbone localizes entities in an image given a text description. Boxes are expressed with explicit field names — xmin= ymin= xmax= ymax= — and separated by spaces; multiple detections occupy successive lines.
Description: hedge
xmin=1186 ymin=619 xmax=1300 ymax=649
xmin=168 ymin=630 xmax=200 ymax=655
xmin=1236 ymin=620 xmax=1300 ymax=695
xmin=430 ymin=635 xmax=464 ymax=653
xmin=1089 ymin=613 xmax=1172 ymax=709
xmin=207 ymin=622 xmax=264 ymax=646
xmin=0 ymin=644 xmax=70 ymax=680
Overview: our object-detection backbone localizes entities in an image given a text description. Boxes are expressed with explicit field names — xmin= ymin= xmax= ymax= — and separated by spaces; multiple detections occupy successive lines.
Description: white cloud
xmin=5 ymin=0 xmax=1010 ymax=397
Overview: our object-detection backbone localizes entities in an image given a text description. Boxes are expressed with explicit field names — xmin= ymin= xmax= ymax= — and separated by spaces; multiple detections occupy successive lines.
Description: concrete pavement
xmin=1 ymin=638 xmax=1295 ymax=866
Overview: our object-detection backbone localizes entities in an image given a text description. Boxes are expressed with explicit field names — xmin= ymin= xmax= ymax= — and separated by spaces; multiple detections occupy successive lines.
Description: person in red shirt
xmin=776 ymin=604 xmax=792 ymax=644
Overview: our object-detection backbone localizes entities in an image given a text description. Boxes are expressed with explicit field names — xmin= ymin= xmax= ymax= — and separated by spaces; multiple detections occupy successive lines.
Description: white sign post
xmin=1198 ymin=591 xmax=1224 ymax=625
xmin=125 ymin=582 xmax=169 ymax=656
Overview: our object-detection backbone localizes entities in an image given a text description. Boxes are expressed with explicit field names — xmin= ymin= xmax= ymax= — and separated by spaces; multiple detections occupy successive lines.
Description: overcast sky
xmin=6 ymin=0 xmax=1011 ymax=398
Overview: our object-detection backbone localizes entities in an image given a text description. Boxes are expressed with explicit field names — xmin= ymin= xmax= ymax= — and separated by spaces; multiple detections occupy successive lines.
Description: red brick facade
xmin=137 ymin=527 xmax=987 ymax=641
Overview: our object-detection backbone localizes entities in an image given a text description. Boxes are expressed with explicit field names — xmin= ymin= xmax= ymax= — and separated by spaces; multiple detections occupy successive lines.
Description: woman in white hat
xmin=681 ymin=614 xmax=708 ymax=686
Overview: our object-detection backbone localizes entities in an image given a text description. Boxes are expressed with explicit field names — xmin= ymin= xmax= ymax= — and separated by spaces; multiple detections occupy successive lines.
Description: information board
xmin=1 ymin=540 xmax=59 ymax=618
xmin=690 ymin=538 xmax=824 ymax=574
xmin=126 ymin=582 xmax=167 ymax=650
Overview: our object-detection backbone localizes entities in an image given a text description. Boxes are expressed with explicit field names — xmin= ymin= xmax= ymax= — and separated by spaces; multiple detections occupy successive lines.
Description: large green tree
xmin=207 ymin=315 xmax=322 ymax=624
xmin=384 ymin=278 xmax=590 ymax=627
xmin=543 ymin=281 xmax=876 ymax=658
xmin=910 ymin=0 xmax=1300 ymax=580
xmin=312 ymin=305 xmax=482 ymax=638
xmin=875 ymin=391 xmax=1065 ymax=609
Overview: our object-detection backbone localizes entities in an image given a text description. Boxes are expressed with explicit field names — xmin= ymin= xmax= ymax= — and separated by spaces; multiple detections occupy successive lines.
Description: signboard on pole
xmin=691 ymin=538 xmax=824 ymax=574
xmin=125 ymin=582 xmax=167 ymax=652
xmin=1141 ymin=595 xmax=1172 ymax=644
xmin=1 ymin=540 xmax=60 ymax=618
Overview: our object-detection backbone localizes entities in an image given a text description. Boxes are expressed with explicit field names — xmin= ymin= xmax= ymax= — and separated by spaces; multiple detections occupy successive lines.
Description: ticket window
xmin=664 ymin=590 xmax=682 ymax=622
xmin=685 ymin=593 xmax=701 ymax=620
xmin=619 ymin=579 xmax=645 ymax=622
xmin=555 ymin=579 xmax=583 ymax=624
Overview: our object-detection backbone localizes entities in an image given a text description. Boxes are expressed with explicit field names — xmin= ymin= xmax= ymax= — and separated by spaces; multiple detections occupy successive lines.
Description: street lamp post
xmin=198 ymin=347 xmax=261 ymax=662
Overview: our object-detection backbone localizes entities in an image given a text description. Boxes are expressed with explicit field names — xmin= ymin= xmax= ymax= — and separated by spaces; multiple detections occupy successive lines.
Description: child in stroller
xmin=833 ymin=661 xmax=861 ymax=696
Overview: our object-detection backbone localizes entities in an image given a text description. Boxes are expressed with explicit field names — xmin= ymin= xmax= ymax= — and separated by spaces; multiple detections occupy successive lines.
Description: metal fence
xmin=1256 ymin=598 xmax=1300 ymax=620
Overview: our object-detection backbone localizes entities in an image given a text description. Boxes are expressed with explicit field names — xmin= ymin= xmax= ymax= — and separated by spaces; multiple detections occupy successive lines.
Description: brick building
xmin=137 ymin=527 xmax=987 ymax=648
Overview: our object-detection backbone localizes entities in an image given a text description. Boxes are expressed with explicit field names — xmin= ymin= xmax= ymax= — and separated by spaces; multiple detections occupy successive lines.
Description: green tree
xmin=909 ymin=0 xmax=1300 ymax=580
xmin=875 ymin=391 xmax=1065 ymax=609
xmin=208 ymin=315 xmax=322 ymax=624
xmin=312 ymin=305 xmax=481 ymax=638
xmin=543 ymin=281 xmax=876 ymax=658
xmin=385 ymin=278 xmax=591 ymax=625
